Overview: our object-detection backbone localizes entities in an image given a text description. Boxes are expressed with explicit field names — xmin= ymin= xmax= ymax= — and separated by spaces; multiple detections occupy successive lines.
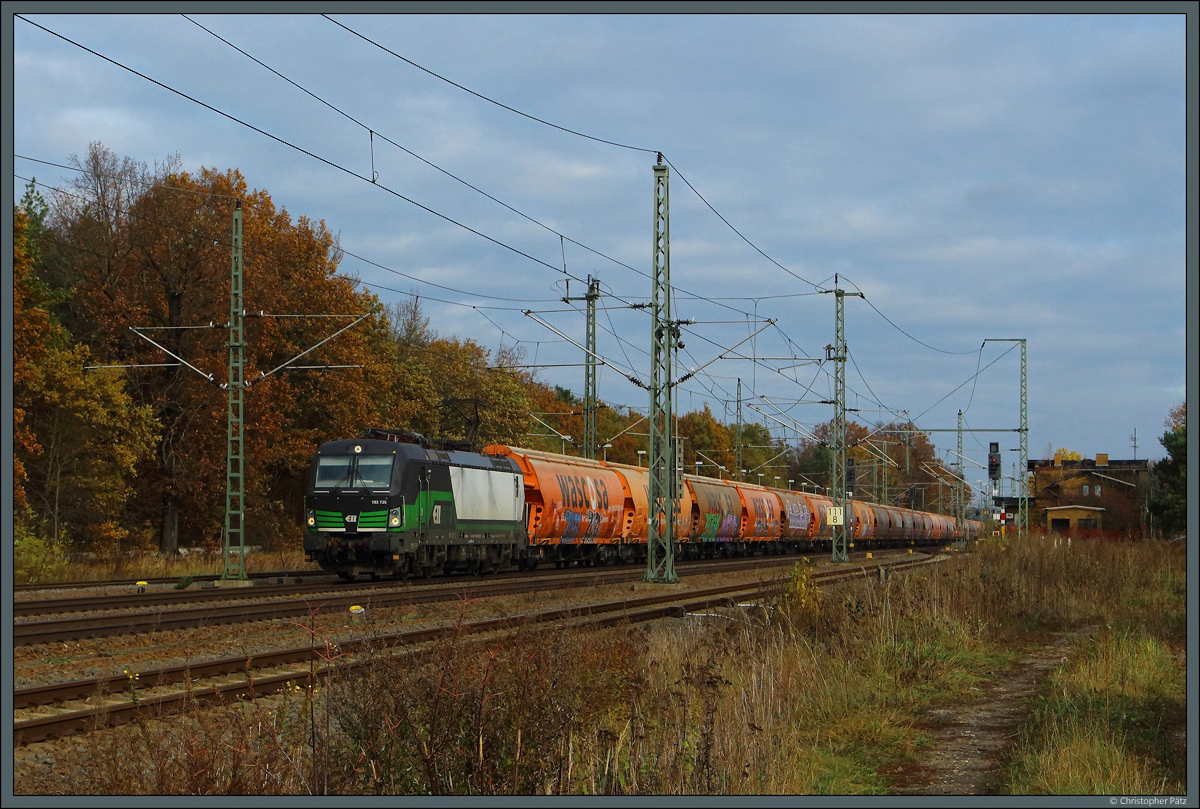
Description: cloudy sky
xmin=7 ymin=8 xmax=1190 ymax=482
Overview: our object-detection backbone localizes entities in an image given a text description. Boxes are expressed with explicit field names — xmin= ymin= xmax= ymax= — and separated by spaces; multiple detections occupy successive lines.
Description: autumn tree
xmin=787 ymin=419 xmax=957 ymax=511
xmin=404 ymin=337 xmax=531 ymax=446
xmin=596 ymin=403 xmax=648 ymax=465
xmin=789 ymin=419 xmax=871 ymax=493
xmin=13 ymin=207 xmax=155 ymax=553
xmin=676 ymin=404 xmax=732 ymax=476
xmin=788 ymin=439 xmax=832 ymax=491
xmin=385 ymin=291 xmax=437 ymax=361
xmin=859 ymin=420 xmax=948 ymax=508
xmin=44 ymin=143 xmax=398 ymax=552
xmin=1165 ymin=402 xmax=1185 ymax=433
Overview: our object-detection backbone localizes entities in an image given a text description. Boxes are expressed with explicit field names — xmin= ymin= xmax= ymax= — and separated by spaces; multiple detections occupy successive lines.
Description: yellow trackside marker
xmin=865 ymin=552 xmax=872 ymax=559
xmin=350 ymin=605 xmax=365 ymax=623
xmin=136 ymin=580 xmax=148 ymax=594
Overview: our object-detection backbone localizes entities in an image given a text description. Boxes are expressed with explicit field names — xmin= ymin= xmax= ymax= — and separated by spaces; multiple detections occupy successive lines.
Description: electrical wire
xmin=183 ymin=14 xmax=669 ymax=297
xmin=322 ymin=15 xmax=659 ymax=155
xmin=16 ymin=15 xmax=592 ymax=288
xmin=19 ymin=15 xmax=997 ymax=443
xmin=837 ymin=274 xmax=981 ymax=356
xmin=16 ymin=24 xmax=869 ymax=370
xmin=910 ymin=343 xmax=1017 ymax=425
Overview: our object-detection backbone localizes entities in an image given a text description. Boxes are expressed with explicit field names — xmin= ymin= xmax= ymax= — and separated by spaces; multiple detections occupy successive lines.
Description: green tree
xmin=1150 ymin=403 xmax=1186 ymax=538
xmin=788 ymin=439 xmax=831 ymax=491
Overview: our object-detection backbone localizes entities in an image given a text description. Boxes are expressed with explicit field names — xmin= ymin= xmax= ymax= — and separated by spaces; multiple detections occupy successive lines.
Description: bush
xmin=13 ymin=524 xmax=69 ymax=584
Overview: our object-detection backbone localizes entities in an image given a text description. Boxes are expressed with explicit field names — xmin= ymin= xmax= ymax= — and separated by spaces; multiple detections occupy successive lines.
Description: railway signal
xmin=988 ymin=442 xmax=1001 ymax=481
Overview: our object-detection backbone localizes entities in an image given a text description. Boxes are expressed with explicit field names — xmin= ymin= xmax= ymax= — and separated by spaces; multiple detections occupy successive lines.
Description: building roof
xmin=1028 ymin=457 xmax=1149 ymax=471
xmin=1089 ymin=471 xmax=1136 ymax=487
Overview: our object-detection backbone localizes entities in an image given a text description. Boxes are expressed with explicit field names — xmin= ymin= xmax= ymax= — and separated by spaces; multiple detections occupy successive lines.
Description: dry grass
xmin=14 ymin=535 xmax=1187 ymax=796
xmin=15 ymin=547 xmax=311 ymax=585
xmin=1008 ymin=724 xmax=1176 ymax=796
xmin=1002 ymin=627 xmax=1186 ymax=796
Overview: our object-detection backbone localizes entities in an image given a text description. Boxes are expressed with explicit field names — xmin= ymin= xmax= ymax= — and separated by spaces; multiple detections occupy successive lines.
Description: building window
xmin=1082 ymin=485 xmax=1090 ymax=497
xmin=1094 ymin=485 xmax=1101 ymax=498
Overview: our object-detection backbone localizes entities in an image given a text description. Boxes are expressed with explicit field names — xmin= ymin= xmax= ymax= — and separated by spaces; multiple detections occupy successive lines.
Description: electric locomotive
xmin=304 ymin=429 xmax=982 ymax=580
xmin=302 ymin=428 xmax=526 ymax=579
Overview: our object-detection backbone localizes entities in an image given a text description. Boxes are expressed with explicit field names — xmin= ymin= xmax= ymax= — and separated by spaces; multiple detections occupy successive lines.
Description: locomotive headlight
xmin=306 ymin=508 xmax=316 ymax=527
xmin=389 ymin=507 xmax=402 ymax=527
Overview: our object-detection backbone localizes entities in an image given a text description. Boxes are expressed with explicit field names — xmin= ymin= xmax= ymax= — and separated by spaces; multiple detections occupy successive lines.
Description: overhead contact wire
xmin=322 ymin=14 xmax=659 ymax=155
xmin=23 ymin=16 xmax=974 ymax=418
xmin=16 ymin=15 xmax=581 ymax=284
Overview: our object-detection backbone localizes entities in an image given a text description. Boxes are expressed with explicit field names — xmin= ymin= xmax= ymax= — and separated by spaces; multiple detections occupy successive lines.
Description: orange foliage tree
xmin=43 ymin=144 xmax=401 ymax=552
xmin=13 ymin=207 xmax=155 ymax=550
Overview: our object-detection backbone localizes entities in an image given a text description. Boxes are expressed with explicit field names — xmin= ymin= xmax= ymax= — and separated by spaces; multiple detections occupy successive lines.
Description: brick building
xmin=1026 ymin=452 xmax=1150 ymax=536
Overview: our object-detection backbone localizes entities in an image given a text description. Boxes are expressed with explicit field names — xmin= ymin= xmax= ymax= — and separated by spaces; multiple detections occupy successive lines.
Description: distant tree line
xmin=14 ymin=143 xmax=966 ymax=559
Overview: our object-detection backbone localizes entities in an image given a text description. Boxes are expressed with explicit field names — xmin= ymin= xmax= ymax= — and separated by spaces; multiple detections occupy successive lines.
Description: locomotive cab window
xmin=315 ymin=455 xmax=395 ymax=489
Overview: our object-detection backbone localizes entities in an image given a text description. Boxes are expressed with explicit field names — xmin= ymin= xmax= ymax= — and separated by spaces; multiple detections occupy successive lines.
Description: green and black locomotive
xmin=302 ymin=428 xmax=526 ymax=579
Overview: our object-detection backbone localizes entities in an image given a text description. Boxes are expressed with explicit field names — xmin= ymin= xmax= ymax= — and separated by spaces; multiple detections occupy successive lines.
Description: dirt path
xmin=885 ymin=631 xmax=1080 ymax=796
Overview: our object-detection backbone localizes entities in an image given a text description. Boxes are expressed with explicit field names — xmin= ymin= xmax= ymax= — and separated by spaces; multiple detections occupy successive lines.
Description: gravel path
xmin=884 ymin=631 xmax=1083 ymax=796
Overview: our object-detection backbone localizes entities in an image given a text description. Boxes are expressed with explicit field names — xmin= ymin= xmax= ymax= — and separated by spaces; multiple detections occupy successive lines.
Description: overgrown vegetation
xmin=995 ymin=539 xmax=1187 ymax=795
xmin=15 ymin=536 xmax=1185 ymax=796
xmin=1004 ymin=631 xmax=1185 ymax=795
xmin=13 ymin=547 xmax=310 ymax=585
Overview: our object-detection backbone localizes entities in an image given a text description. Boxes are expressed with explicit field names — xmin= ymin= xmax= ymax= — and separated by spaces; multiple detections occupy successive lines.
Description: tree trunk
xmin=161 ymin=494 xmax=179 ymax=556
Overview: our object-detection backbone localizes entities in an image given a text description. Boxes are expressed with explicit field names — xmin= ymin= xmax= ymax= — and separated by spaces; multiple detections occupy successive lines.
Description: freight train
xmin=302 ymin=428 xmax=980 ymax=580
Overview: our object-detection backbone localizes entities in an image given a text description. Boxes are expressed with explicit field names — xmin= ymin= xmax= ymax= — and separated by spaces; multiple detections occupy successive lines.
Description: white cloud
xmin=10 ymin=12 xmax=1186 ymax=461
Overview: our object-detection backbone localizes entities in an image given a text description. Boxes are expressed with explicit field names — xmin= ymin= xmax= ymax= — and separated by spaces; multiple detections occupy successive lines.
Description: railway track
xmin=15 ymin=554 xmax=725 ymax=617
xmin=15 ymin=551 xmax=910 ymax=644
xmin=14 ymin=552 xmax=938 ymax=745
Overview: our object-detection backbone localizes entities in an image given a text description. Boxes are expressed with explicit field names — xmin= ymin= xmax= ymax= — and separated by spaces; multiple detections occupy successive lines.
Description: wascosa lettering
xmin=555 ymin=474 xmax=610 ymax=512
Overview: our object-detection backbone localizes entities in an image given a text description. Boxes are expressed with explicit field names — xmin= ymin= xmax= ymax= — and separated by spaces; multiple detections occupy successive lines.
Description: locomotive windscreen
xmin=314 ymin=455 xmax=394 ymax=489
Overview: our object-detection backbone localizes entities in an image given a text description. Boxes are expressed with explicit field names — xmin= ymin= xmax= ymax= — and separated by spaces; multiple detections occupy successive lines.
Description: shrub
xmin=13 ymin=526 xmax=69 ymax=584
